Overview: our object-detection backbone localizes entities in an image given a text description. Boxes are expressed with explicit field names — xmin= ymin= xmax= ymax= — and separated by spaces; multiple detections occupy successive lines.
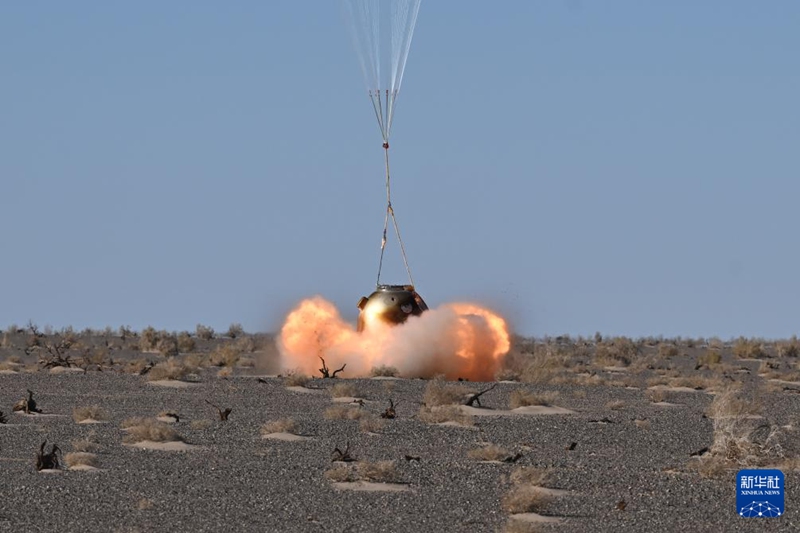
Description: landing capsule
xmin=356 ymin=284 xmax=428 ymax=332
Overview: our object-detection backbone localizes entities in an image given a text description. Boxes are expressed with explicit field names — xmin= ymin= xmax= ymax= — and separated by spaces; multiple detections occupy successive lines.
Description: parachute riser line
xmin=375 ymin=141 xmax=415 ymax=289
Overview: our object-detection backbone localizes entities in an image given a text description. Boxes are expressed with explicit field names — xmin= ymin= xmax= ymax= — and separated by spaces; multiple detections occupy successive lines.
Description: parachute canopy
xmin=341 ymin=0 xmax=422 ymax=143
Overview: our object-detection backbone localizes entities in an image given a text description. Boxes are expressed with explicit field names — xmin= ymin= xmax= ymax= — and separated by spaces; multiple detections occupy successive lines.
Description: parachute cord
xmin=376 ymin=142 xmax=414 ymax=288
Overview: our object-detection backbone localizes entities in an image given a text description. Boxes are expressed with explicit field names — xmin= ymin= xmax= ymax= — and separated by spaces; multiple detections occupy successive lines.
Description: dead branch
xmin=205 ymin=400 xmax=232 ymax=421
xmin=381 ymin=399 xmax=398 ymax=419
xmin=332 ymin=442 xmax=355 ymax=462
xmin=35 ymin=440 xmax=61 ymax=471
xmin=463 ymin=383 xmax=498 ymax=407
xmin=318 ymin=356 xmax=346 ymax=378
xmin=502 ymin=452 xmax=523 ymax=463
xmin=38 ymin=340 xmax=77 ymax=370
xmin=0 ymin=410 xmax=7 ymax=424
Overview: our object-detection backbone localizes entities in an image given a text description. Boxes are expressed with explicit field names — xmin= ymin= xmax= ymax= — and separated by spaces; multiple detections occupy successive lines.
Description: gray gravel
xmin=0 ymin=368 xmax=798 ymax=533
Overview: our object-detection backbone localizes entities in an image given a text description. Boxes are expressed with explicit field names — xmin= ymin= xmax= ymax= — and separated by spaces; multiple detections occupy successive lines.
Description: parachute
xmin=341 ymin=0 xmax=423 ymax=288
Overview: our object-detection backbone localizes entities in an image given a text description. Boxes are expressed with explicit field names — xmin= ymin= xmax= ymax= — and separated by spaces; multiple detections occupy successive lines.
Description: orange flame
xmin=277 ymin=296 xmax=511 ymax=381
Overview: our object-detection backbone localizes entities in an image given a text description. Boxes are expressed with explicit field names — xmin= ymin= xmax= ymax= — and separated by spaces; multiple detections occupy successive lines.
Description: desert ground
xmin=1 ymin=325 xmax=798 ymax=532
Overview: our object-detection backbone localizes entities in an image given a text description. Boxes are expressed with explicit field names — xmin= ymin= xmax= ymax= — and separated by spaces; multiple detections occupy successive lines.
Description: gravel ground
xmin=0 ymin=367 xmax=798 ymax=533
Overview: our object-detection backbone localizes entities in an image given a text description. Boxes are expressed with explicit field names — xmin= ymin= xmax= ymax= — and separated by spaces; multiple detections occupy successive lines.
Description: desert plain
xmin=1 ymin=325 xmax=798 ymax=532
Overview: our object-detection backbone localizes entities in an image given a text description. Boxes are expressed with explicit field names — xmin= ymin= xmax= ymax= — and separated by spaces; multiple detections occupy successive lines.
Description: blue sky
xmin=1 ymin=1 xmax=798 ymax=339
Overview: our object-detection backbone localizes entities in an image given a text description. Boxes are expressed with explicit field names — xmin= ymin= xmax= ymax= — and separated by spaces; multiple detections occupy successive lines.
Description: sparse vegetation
xmin=146 ymin=359 xmax=191 ymax=382
xmin=261 ymin=418 xmax=297 ymax=435
xmin=418 ymin=405 xmax=473 ymax=426
xmin=285 ymin=371 xmax=311 ymax=388
xmin=508 ymin=390 xmax=558 ymax=409
xmin=468 ymin=444 xmax=515 ymax=462
xmin=325 ymin=460 xmax=399 ymax=483
xmin=195 ymin=324 xmax=215 ymax=340
xmin=422 ymin=378 xmax=469 ymax=406
xmin=501 ymin=485 xmax=554 ymax=514
xmin=606 ymin=400 xmax=625 ymax=410
xmin=65 ymin=452 xmax=98 ymax=469
xmin=359 ymin=414 xmax=386 ymax=434
xmin=370 ymin=365 xmax=399 ymax=377
xmin=121 ymin=417 xmax=184 ymax=444
xmin=73 ymin=405 xmax=110 ymax=423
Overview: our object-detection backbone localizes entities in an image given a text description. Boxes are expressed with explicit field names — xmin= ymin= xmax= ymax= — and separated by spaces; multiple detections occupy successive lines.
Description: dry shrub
xmin=285 ymin=371 xmax=310 ymax=387
xmin=778 ymin=340 xmax=800 ymax=358
xmin=646 ymin=389 xmax=668 ymax=403
xmin=122 ymin=417 xmax=184 ymax=443
xmin=422 ymin=378 xmax=470 ymax=406
xmin=370 ymin=365 xmax=399 ymax=377
xmin=634 ymin=419 xmax=651 ymax=430
xmin=692 ymin=386 xmax=790 ymax=477
xmin=195 ymin=324 xmax=215 ymax=340
xmin=519 ymin=348 xmax=577 ymax=384
xmin=606 ymin=400 xmax=625 ymax=410
xmin=324 ymin=405 xmax=368 ymax=420
xmin=501 ymin=485 xmax=554 ymax=514
xmin=146 ymin=359 xmax=190 ymax=382
xmin=594 ymin=344 xmax=632 ymax=367
xmin=697 ymin=350 xmax=722 ymax=368
xmin=359 ymin=414 xmax=387 ymax=434
xmin=418 ymin=405 xmax=473 ymax=426
xmin=139 ymin=327 xmax=159 ymax=351
xmin=657 ymin=344 xmax=680 ymax=358
xmin=261 ymin=418 xmax=297 ymax=435
xmin=330 ymin=382 xmax=358 ymax=398
xmin=733 ymin=338 xmax=765 ymax=359
xmin=209 ymin=344 xmax=241 ymax=367
xmin=156 ymin=335 xmax=179 ymax=357
xmin=325 ymin=461 xmax=399 ymax=483
xmin=509 ymin=390 xmax=558 ymax=409
xmin=73 ymin=406 xmax=110 ymax=423
xmin=468 ymin=444 xmax=512 ymax=462
xmin=217 ymin=367 xmax=232 ymax=378
xmin=177 ymin=332 xmax=195 ymax=353
xmin=669 ymin=376 xmax=721 ymax=391
xmin=226 ymin=323 xmax=245 ymax=338
xmin=65 ymin=452 xmax=98 ymax=468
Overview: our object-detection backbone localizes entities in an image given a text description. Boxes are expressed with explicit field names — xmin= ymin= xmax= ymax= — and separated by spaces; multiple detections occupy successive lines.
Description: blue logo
xmin=737 ymin=469 xmax=784 ymax=517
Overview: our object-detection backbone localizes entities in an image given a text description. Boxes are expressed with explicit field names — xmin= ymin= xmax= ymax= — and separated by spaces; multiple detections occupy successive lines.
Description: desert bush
xmin=733 ymin=338 xmax=765 ymax=359
xmin=634 ymin=419 xmax=651 ymax=430
xmin=73 ymin=406 xmax=110 ymax=423
xmin=330 ymin=382 xmax=358 ymax=398
xmin=195 ymin=324 xmax=215 ymax=340
xmin=325 ymin=461 xmax=399 ymax=483
xmin=467 ymin=444 xmax=513 ymax=462
xmin=285 ymin=371 xmax=310 ymax=387
xmin=177 ymin=332 xmax=195 ymax=353
xmin=226 ymin=323 xmax=245 ymax=339
xmin=209 ymin=345 xmax=241 ymax=367
xmin=508 ymin=390 xmax=558 ymax=409
xmin=778 ymin=340 xmax=800 ymax=358
xmin=370 ymin=365 xmax=399 ymax=377
xmin=146 ymin=359 xmax=190 ymax=382
xmin=72 ymin=432 xmax=101 ymax=453
xmin=65 ymin=452 xmax=98 ymax=468
xmin=156 ymin=335 xmax=179 ymax=357
xmin=261 ymin=418 xmax=297 ymax=435
xmin=121 ymin=417 xmax=184 ymax=443
xmin=422 ymin=378 xmax=469 ymax=407
xmin=418 ymin=405 xmax=473 ymax=426
xmin=324 ymin=405 xmax=368 ymax=420
xmin=139 ymin=327 xmax=159 ymax=351
xmin=606 ymin=400 xmax=625 ymax=410
xmin=657 ymin=344 xmax=680 ymax=358
xmin=646 ymin=389 xmax=668 ymax=403
xmin=495 ymin=367 xmax=521 ymax=382
xmin=697 ymin=350 xmax=722 ymax=368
